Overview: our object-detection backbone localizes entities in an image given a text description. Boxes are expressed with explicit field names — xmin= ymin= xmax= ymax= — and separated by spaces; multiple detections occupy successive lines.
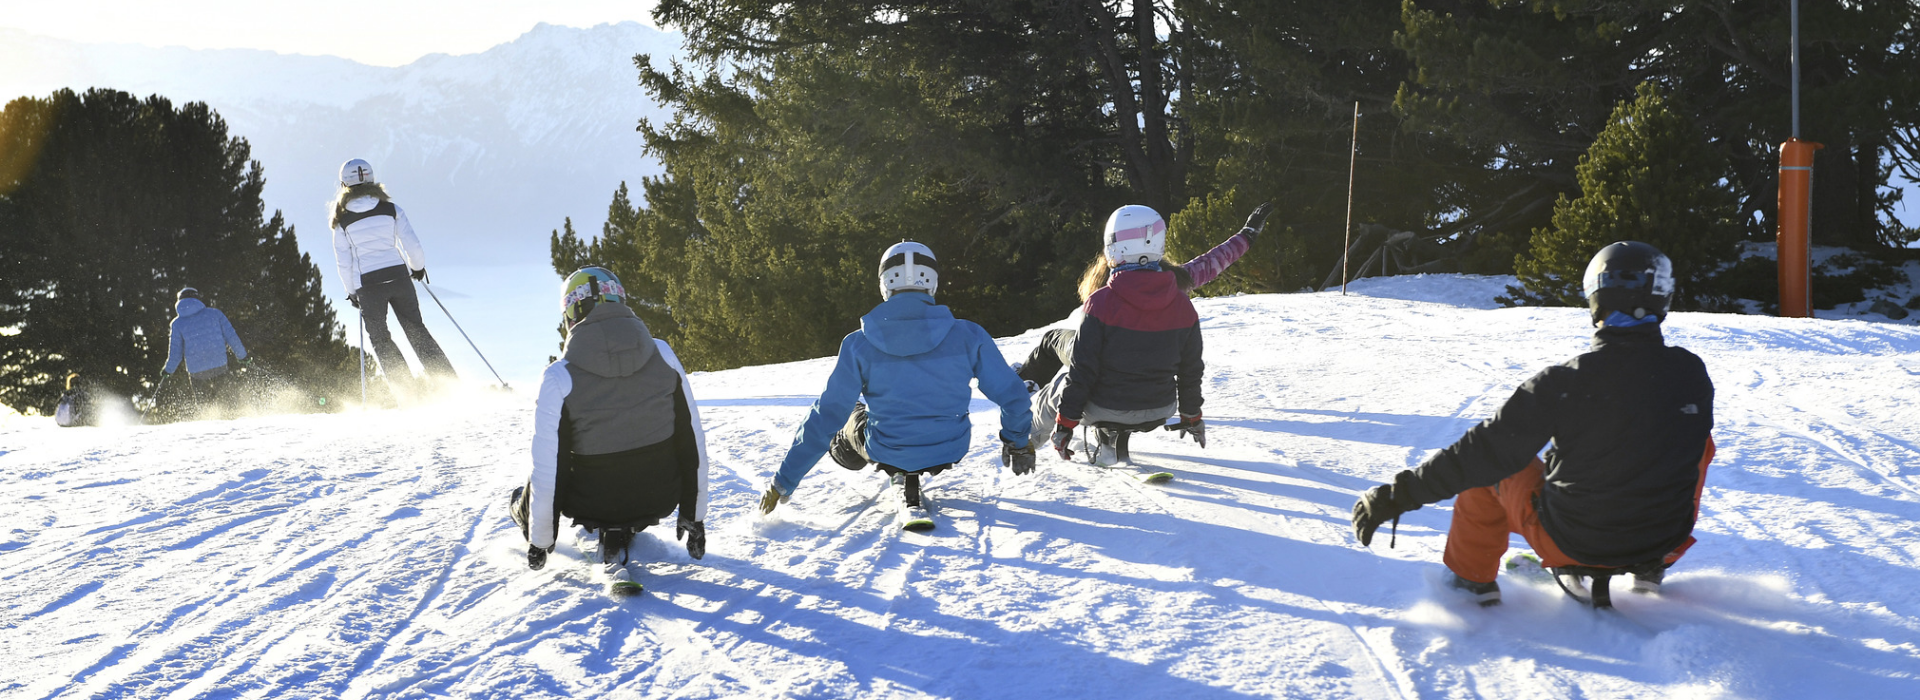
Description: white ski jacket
xmin=331 ymin=195 xmax=426 ymax=295
xmin=527 ymin=332 xmax=711 ymax=550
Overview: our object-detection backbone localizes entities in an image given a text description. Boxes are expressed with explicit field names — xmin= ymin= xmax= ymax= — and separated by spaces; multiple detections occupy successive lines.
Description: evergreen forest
xmin=553 ymin=0 xmax=1920 ymax=371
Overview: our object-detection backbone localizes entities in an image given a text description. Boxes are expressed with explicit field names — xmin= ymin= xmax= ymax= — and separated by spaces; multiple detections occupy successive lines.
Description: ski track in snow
xmin=5 ymin=274 xmax=1920 ymax=698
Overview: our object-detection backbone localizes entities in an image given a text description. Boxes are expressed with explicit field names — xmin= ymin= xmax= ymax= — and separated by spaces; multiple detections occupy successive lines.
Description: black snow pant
xmin=357 ymin=264 xmax=456 ymax=382
xmin=828 ymin=403 xmax=952 ymax=477
xmin=1016 ymin=328 xmax=1077 ymax=385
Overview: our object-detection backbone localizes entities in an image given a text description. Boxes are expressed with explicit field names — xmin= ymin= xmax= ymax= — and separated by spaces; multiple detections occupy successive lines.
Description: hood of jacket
xmin=1107 ymin=269 xmax=1182 ymax=311
xmin=861 ymin=292 xmax=956 ymax=357
xmin=562 ymin=302 xmax=658 ymax=378
xmin=175 ymin=297 xmax=206 ymax=318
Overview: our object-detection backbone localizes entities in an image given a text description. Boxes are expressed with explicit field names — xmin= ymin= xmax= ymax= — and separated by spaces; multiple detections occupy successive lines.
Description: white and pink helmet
xmin=1103 ymin=205 xmax=1167 ymax=266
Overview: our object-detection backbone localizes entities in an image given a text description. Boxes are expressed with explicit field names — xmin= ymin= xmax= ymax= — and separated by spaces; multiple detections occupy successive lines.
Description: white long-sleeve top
xmin=331 ymin=196 xmax=426 ymax=294
xmin=527 ymin=338 xmax=711 ymax=550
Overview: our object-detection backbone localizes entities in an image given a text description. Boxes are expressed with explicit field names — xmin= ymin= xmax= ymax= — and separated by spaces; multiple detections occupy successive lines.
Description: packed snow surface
xmin=5 ymin=274 xmax=1919 ymax=699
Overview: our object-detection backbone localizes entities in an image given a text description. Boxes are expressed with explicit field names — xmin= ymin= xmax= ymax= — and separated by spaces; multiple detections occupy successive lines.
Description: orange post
xmin=1777 ymin=138 xmax=1822 ymax=317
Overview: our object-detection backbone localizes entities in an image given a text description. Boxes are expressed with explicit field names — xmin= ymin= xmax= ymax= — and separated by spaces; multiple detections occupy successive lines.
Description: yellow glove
xmin=758 ymin=483 xmax=790 ymax=515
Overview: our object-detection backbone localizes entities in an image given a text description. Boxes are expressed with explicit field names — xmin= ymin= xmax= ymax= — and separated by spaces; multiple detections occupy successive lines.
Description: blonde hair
xmin=1076 ymin=255 xmax=1194 ymax=302
xmin=329 ymin=182 xmax=392 ymax=229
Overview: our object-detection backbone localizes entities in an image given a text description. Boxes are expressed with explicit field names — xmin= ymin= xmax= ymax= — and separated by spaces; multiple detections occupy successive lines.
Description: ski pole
xmin=143 ymin=373 xmax=170 ymax=423
xmin=358 ymin=304 xmax=367 ymax=408
xmin=420 ymin=281 xmax=510 ymax=390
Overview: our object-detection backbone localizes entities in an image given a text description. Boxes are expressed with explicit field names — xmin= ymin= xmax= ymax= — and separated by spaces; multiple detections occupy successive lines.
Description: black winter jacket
xmin=1060 ymin=269 xmax=1204 ymax=422
xmin=1396 ymin=324 xmax=1714 ymax=567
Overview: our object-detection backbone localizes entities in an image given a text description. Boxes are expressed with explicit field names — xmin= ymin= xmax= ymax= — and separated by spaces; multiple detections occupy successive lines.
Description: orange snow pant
xmin=1442 ymin=438 xmax=1715 ymax=584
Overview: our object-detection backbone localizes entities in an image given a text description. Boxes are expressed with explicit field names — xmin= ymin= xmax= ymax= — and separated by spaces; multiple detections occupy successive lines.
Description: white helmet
xmin=339 ymin=158 xmax=375 ymax=186
xmin=879 ymin=241 xmax=939 ymax=300
xmin=1103 ymin=205 xmax=1167 ymax=266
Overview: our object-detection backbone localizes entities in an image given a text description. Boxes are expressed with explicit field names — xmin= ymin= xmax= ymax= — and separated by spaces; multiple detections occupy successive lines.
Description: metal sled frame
xmin=1082 ymin=419 xmax=1168 ymax=465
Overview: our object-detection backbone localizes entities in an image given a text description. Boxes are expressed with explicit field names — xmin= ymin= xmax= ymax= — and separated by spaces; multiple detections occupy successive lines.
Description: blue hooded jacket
xmin=773 ymin=292 xmax=1032 ymax=495
xmin=163 ymin=298 xmax=247 ymax=376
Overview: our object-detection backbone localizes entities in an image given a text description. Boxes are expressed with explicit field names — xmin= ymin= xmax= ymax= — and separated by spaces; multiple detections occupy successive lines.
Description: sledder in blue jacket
xmin=759 ymin=242 xmax=1036 ymax=516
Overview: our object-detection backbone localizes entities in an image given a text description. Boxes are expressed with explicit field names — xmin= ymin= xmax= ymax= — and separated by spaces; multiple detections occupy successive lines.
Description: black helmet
xmin=1582 ymin=241 xmax=1673 ymax=327
xmin=177 ymin=287 xmax=201 ymax=301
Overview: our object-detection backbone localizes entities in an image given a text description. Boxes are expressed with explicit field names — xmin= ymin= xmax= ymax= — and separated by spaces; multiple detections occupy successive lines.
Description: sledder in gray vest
xmin=510 ymin=267 xmax=711 ymax=571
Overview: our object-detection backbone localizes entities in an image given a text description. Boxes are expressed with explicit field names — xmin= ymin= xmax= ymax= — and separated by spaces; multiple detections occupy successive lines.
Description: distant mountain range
xmin=0 ymin=22 xmax=681 ymax=268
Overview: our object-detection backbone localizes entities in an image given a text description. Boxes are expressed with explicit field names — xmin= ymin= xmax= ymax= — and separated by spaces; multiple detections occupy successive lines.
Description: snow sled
xmin=1548 ymin=561 xmax=1666 ymax=609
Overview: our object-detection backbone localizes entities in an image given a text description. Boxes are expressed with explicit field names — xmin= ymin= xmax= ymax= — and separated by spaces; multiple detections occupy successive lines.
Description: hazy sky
xmin=0 ymin=0 xmax=665 ymax=66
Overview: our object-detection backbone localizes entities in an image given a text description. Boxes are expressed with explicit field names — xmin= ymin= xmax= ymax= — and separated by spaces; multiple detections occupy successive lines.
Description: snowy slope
xmin=4 ymin=275 xmax=1919 ymax=699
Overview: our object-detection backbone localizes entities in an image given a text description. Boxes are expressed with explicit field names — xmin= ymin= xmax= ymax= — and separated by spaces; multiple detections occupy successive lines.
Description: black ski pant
xmin=1016 ymin=328 xmax=1077 ymax=385
xmin=357 ymin=264 xmax=456 ymax=381
xmin=829 ymin=403 xmax=952 ymax=477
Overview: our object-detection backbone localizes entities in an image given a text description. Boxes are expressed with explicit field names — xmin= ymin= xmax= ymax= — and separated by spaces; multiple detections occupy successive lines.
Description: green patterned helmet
xmin=561 ymin=267 xmax=627 ymax=329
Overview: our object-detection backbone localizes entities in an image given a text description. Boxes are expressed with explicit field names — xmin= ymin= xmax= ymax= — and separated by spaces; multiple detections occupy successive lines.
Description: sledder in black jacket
xmin=1352 ymin=242 xmax=1716 ymax=606
xmin=1394 ymin=322 xmax=1714 ymax=566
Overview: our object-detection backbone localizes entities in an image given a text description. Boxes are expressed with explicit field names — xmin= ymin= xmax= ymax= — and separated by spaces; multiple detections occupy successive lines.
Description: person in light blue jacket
xmin=163 ymin=287 xmax=248 ymax=378
xmin=161 ymin=287 xmax=250 ymax=406
xmin=758 ymin=242 xmax=1036 ymax=525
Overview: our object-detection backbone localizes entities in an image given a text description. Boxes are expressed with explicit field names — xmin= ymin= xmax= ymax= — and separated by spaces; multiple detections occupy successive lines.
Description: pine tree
xmin=1508 ymin=83 xmax=1741 ymax=309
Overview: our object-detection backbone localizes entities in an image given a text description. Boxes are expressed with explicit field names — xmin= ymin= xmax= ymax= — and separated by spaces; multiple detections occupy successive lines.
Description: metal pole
xmin=421 ymin=282 xmax=510 ymax=389
xmin=358 ymin=306 xmax=367 ymax=408
xmin=1791 ymin=0 xmax=1800 ymax=139
xmin=1341 ymin=101 xmax=1360 ymax=295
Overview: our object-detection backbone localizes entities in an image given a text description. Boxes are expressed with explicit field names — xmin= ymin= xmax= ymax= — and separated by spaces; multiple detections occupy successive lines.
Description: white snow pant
xmin=1029 ymin=372 xmax=1176 ymax=449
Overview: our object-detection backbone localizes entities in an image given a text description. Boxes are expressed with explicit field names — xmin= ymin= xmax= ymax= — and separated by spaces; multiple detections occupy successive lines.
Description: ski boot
xmin=1628 ymin=562 xmax=1665 ymax=595
xmin=894 ymin=472 xmax=935 ymax=532
xmin=1448 ymin=573 xmax=1502 ymax=607
xmin=1089 ymin=427 xmax=1122 ymax=467
xmin=598 ymin=527 xmax=643 ymax=597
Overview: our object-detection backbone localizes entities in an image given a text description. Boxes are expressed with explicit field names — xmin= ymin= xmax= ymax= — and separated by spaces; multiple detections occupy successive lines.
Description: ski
xmin=900 ymin=505 xmax=936 ymax=533
xmin=1133 ymin=468 xmax=1175 ymax=485
xmin=1503 ymin=551 xmax=1548 ymax=580
xmin=607 ymin=564 xmax=644 ymax=597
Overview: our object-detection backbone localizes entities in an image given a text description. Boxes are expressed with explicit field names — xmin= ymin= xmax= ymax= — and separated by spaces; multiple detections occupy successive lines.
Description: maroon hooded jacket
xmin=1058 ymin=268 xmax=1203 ymax=423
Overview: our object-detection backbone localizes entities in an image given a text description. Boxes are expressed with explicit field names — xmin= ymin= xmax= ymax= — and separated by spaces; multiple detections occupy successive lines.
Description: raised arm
xmin=1181 ymin=201 xmax=1272 ymax=289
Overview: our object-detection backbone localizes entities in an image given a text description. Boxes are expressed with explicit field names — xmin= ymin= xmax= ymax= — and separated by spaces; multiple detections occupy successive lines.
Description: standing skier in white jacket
xmin=329 ymin=158 xmax=456 ymax=388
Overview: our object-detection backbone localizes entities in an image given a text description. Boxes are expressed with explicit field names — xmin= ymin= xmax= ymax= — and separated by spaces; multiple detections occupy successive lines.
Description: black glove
xmin=1241 ymin=201 xmax=1274 ymax=242
xmin=676 ymin=518 xmax=706 ymax=559
xmin=1352 ymin=472 xmax=1424 ymax=548
xmin=411 ymin=268 xmax=428 ymax=282
xmin=1002 ymin=438 xmax=1037 ymax=476
xmin=1164 ymin=413 xmax=1206 ymax=448
xmin=758 ymin=483 xmax=790 ymax=515
xmin=527 ymin=545 xmax=548 ymax=570
xmin=347 ymin=293 xmax=360 ymax=309
xmin=1050 ymin=419 xmax=1077 ymax=460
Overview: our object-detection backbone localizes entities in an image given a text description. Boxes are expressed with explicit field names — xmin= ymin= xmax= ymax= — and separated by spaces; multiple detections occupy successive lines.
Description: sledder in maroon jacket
xmin=1058 ymin=270 xmax=1202 ymax=425
xmin=1031 ymin=203 xmax=1271 ymax=463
